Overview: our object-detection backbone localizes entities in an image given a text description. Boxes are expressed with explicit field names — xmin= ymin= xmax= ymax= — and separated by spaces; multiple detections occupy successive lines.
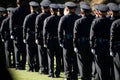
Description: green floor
xmin=9 ymin=68 xmax=65 ymax=80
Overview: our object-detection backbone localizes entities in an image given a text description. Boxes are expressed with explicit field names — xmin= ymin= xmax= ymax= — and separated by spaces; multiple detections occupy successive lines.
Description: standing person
xmin=35 ymin=1 xmax=51 ymax=74
xmin=0 ymin=7 xmax=7 ymax=65
xmin=43 ymin=3 xmax=62 ymax=78
xmin=9 ymin=0 xmax=30 ymax=70
xmin=0 ymin=7 xmax=15 ymax=68
xmin=23 ymin=1 xmax=39 ymax=72
xmin=107 ymin=3 xmax=120 ymax=80
xmin=58 ymin=2 xmax=79 ymax=80
xmin=110 ymin=18 xmax=120 ymax=80
xmin=73 ymin=4 xmax=94 ymax=80
xmin=90 ymin=4 xmax=111 ymax=80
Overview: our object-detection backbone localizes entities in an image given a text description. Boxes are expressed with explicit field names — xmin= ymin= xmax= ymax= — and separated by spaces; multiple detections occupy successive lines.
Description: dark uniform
xmin=110 ymin=19 xmax=120 ymax=80
xmin=43 ymin=4 xmax=62 ymax=77
xmin=107 ymin=3 xmax=120 ymax=80
xmin=23 ymin=1 xmax=39 ymax=72
xmin=90 ymin=4 xmax=111 ymax=80
xmin=35 ymin=1 xmax=51 ymax=74
xmin=9 ymin=0 xmax=30 ymax=69
xmin=0 ymin=7 xmax=6 ymax=66
xmin=58 ymin=2 xmax=79 ymax=80
xmin=73 ymin=4 xmax=94 ymax=80
xmin=0 ymin=8 xmax=15 ymax=68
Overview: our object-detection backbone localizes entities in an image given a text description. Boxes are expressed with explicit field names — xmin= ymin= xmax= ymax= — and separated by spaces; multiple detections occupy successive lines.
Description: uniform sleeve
xmin=90 ymin=20 xmax=96 ymax=48
xmin=35 ymin=16 xmax=39 ymax=40
xmin=23 ymin=16 xmax=29 ymax=40
xmin=58 ymin=17 xmax=65 ymax=44
xmin=73 ymin=20 xmax=79 ymax=48
xmin=43 ymin=18 xmax=49 ymax=45
xmin=0 ymin=20 xmax=6 ymax=40
xmin=110 ymin=22 xmax=116 ymax=52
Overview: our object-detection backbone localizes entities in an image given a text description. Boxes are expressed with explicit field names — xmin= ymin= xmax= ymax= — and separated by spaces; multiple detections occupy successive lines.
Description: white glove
xmin=74 ymin=48 xmax=78 ymax=53
xmin=35 ymin=39 xmax=38 ymax=44
xmin=23 ymin=39 xmax=26 ymax=43
xmin=11 ymin=35 xmax=14 ymax=39
xmin=60 ymin=44 xmax=63 ymax=47
xmin=91 ymin=49 xmax=95 ymax=54
xmin=44 ymin=44 xmax=47 ymax=48
xmin=1 ymin=39 xmax=4 ymax=42
xmin=110 ymin=52 xmax=113 ymax=57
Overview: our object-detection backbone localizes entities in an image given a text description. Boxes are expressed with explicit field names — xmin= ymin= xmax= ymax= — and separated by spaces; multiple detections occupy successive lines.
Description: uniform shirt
xmin=90 ymin=16 xmax=111 ymax=48
xmin=74 ymin=14 xmax=94 ymax=48
xmin=10 ymin=6 xmax=30 ymax=37
xmin=110 ymin=19 xmax=120 ymax=52
xmin=35 ymin=12 xmax=50 ymax=41
xmin=23 ymin=11 xmax=38 ymax=42
xmin=43 ymin=14 xmax=60 ymax=45
xmin=0 ymin=17 xmax=10 ymax=41
xmin=58 ymin=12 xmax=79 ymax=48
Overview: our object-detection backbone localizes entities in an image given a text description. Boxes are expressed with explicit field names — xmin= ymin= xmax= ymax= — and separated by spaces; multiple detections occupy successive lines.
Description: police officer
xmin=23 ymin=1 xmax=39 ymax=72
xmin=43 ymin=3 xmax=62 ymax=77
xmin=73 ymin=3 xmax=94 ymax=80
xmin=57 ymin=4 xmax=64 ymax=17
xmin=35 ymin=1 xmax=51 ymax=74
xmin=58 ymin=2 xmax=79 ymax=80
xmin=90 ymin=4 xmax=111 ymax=80
xmin=0 ymin=7 xmax=6 ymax=65
xmin=9 ymin=0 xmax=30 ymax=70
xmin=107 ymin=3 xmax=120 ymax=80
xmin=0 ymin=7 xmax=15 ymax=68
xmin=107 ymin=3 xmax=120 ymax=21
xmin=110 ymin=18 xmax=120 ymax=80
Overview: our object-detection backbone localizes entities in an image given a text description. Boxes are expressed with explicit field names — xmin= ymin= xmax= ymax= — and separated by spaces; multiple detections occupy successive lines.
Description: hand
xmin=60 ymin=44 xmax=63 ymax=47
xmin=110 ymin=52 xmax=113 ymax=56
xmin=74 ymin=48 xmax=78 ymax=53
xmin=11 ymin=35 xmax=14 ymax=39
xmin=35 ymin=39 xmax=38 ymax=44
xmin=91 ymin=49 xmax=95 ymax=54
xmin=44 ymin=44 xmax=47 ymax=48
xmin=23 ymin=39 xmax=26 ymax=43
xmin=1 ymin=39 xmax=4 ymax=42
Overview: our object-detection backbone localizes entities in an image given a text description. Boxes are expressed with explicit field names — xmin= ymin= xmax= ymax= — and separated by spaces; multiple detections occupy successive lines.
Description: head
xmin=29 ymin=1 xmax=39 ymax=13
xmin=97 ymin=4 xmax=109 ymax=17
xmin=49 ymin=4 xmax=59 ymax=15
xmin=80 ymin=4 xmax=91 ymax=16
xmin=40 ymin=1 xmax=50 ymax=13
xmin=64 ymin=2 xmax=77 ymax=15
xmin=107 ymin=3 xmax=119 ymax=17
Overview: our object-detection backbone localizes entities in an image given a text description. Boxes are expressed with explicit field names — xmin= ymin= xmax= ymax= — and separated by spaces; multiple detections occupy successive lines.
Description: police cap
xmin=49 ymin=4 xmax=59 ymax=9
xmin=7 ymin=7 xmax=14 ymax=12
xmin=80 ymin=4 xmax=91 ymax=10
xmin=80 ymin=1 xmax=90 ymax=6
xmin=97 ymin=4 xmax=109 ymax=12
xmin=40 ymin=2 xmax=50 ymax=7
xmin=0 ymin=7 xmax=6 ymax=12
xmin=58 ymin=4 xmax=65 ymax=9
xmin=65 ymin=2 xmax=77 ymax=8
xmin=29 ymin=1 xmax=39 ymax=7
xmin=107 ymin=3 xmax=119 ymax=11
xmin=41 ymin=0 xmax=51 ymax=4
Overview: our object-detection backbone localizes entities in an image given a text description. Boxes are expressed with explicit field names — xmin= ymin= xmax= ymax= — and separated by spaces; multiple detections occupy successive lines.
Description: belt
xmin=66 ymin=34 xmax=73 ymax=39
xmin=97 ymin=38 xmax=109 ymax=43
xmin=79 ymin=37 xmax=89 ymax=41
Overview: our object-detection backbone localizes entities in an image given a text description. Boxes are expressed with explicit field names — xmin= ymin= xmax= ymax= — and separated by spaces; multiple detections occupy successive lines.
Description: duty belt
xmin=97 ymin=38 xmax=109 ymax=43
xmin=66 ymin=34 xmax=73 ymax=39
xmin=79 ymin=37 xmax=89 ymax=41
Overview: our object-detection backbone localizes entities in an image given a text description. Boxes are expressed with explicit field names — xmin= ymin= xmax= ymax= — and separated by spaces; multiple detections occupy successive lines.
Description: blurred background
xmin=0 ymin=0 xmax=119 ymax=8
